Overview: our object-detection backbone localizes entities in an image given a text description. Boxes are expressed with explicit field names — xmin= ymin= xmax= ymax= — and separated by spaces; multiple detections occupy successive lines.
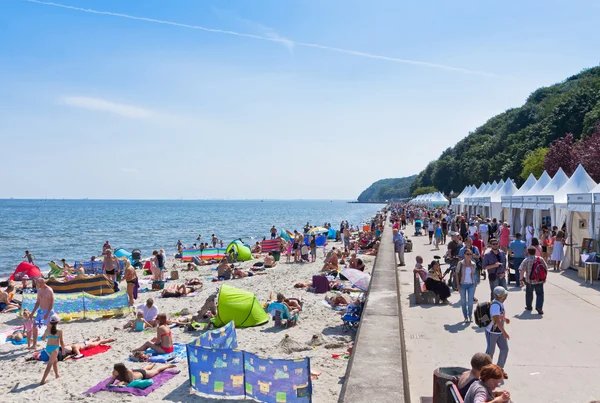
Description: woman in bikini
xmin=63 ymin=337 xmax=116 ymax=357
xmin=41 ymin=315 xmax=65 ymax=385
xmin=132 ymin=313 xmax=173 ymax=354
xmin=122 ymin=260 xmax=138 ymax=308
xmin=109 ymin=362 xmax=176 ymax=386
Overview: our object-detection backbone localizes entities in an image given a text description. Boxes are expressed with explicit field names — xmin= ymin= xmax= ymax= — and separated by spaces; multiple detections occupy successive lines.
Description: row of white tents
xmin=408 ymin=192 xmax=450 ymax=206
xmin=451 ymin=164 xmax=600 ymax=269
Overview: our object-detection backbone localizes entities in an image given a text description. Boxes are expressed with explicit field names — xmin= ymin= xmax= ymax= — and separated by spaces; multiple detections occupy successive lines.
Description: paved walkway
xmin=400 ymin=224 xmax=600 ymax=403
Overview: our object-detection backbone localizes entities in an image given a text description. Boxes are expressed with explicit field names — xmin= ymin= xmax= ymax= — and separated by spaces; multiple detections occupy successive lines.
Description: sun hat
xmin=22 ymin=275 xmax=29 ymax=279
xmin=49 ymin=314 xmax=60 ymax=323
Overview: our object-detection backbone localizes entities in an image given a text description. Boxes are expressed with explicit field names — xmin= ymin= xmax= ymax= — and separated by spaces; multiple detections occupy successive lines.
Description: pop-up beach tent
xmin=9 ymin=262 xmax=42 ymax=281
xmin=226 ymin=240 xmax=252 ymax=262
xmin=211 ymin=284 xmax=269 ymax=328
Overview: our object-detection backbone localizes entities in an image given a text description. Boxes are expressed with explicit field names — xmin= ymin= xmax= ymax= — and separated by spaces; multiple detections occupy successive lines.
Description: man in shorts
xmin=31 ymin=278 xmax=55 ymax=349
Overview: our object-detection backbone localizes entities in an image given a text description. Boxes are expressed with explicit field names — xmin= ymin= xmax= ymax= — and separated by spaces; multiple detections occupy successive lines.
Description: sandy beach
xmin=0 ymin=239 xmax=375 ymax=403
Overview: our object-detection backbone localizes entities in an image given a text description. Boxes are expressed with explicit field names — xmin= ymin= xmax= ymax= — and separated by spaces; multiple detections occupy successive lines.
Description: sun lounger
xmin=342 ymin=301 xmax=363 ymax=333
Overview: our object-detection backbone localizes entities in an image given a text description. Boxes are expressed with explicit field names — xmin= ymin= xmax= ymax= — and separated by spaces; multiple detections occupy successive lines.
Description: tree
xmin=520 ymin=147 xmax=548 ymax=180
xmin=412 ymin=186 xmax=438 ymax=197
xmin=544 ymin=133 xmax=578 ymax=176
xmin=575 ymin=132 xmax=600 ymax=182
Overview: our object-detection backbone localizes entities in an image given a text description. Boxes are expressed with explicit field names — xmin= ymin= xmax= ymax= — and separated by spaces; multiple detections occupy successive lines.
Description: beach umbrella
xmin=340 ymin=268 xmax=371 ymax=292
xmin=308 ymin=227 xmax=329 ymax=236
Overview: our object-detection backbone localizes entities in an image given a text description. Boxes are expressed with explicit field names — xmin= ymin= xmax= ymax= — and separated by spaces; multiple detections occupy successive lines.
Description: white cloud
xmin=61 ymin=96 xmax=152 ymax=119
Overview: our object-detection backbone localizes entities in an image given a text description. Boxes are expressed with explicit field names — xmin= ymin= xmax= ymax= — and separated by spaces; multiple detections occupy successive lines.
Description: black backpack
xmin=474 ymin=301 xmax=499 ymax=328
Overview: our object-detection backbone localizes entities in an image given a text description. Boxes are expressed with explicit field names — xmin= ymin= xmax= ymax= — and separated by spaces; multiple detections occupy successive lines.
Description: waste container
xmin=433 ymin=367 xmax=468 ymax=403
xmin=271 ymin=250 xmax=281 ymax=262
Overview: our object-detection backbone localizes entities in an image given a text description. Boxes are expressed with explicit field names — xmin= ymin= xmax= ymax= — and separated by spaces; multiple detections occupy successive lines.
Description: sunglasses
xmin=465 ymin=253 xmax=473 ymax=256
xmin=491 ymin=243 xmax=499 ymax=246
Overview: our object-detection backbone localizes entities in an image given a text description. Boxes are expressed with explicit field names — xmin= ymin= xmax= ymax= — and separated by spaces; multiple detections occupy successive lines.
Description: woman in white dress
xmin=525 ymin=223 xmax=534 ymax=247
xmin=550 ymin=230 xmax=566 ymax=270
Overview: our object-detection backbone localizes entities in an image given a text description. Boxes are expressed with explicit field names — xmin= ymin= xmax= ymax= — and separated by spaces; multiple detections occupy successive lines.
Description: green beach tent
xmin=225 ymin=240 xmax=253 ymax=262
xmin=212 ymin=284 xmax=269 ymax=328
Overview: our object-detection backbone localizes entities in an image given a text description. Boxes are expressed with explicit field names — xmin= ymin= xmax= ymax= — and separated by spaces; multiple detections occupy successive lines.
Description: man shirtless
xmin=217 ymin=258 xmax=233 ymax=280
xmin=0 ymin=286 xmax=19 ymax=312
xmin=264 ymin=252 xmax=277 ymax=268
xmin=103 ymin=249 xmax=119 ymax=281
xmin=31 ymin=278 xmax=55 ymax=349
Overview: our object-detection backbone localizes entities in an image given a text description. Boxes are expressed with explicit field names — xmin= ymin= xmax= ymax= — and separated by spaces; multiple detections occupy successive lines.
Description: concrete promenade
xmin=400 ymin=223 xmax=600 ymax=403
xmin=339 ymin=224 xmax=409 ymax=402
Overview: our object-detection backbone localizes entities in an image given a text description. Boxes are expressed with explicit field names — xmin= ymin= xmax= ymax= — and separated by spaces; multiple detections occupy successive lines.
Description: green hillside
xmin=357 ymin=175 xmax=416 ymax=202
xmin=410 ymin=66 xmax=600 ymax=194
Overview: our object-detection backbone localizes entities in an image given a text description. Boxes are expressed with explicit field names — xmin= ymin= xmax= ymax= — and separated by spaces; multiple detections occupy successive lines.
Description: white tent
xmin=514 ymin=171 xmax=552 ymax=237
xmin=460 ymin=185 xmax=476 ymax=213
xmin=490 ymin=178 xmax=518 ymax=222
xmin=452 ymin=186 xmax=470 ymax=208
xmin=558 ymin=166 xmax=597 ymax=270
xmin=465 ymin=184 xmax=485 ymax=213
xmin=429 ymin=192 xmax=449 ymax=206
xmin=530 ymin=168 xmax=570 ymax=239
xmin=504 ymin=174 xmax=538 ymax=231
xmin=480 ymin=180 xmax=504 ymax=217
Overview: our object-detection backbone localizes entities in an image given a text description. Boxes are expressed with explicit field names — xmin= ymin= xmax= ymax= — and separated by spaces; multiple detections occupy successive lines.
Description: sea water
xmin=0 ymin=199 xmax=384 ymax=276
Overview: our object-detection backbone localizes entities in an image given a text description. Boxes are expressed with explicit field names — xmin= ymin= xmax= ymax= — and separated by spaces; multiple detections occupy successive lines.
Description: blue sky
xmin=1 ymin=0 xmax=599 ymax=199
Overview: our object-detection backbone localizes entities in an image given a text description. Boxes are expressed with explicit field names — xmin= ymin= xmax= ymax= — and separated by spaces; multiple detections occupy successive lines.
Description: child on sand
xmin=124 ymin=311 xmax=152 ymax=331
xmin=286 ymin=241 xmax=292 ymax=263
xmin=23 ymin=308 xmax=34 ymax=348
xmin=41 ymin=315 xmax=65 ymax=385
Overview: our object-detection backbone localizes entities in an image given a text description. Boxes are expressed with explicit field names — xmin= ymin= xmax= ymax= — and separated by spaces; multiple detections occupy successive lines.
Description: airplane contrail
xmin=22 ymin=0 xmax=497 ymax=77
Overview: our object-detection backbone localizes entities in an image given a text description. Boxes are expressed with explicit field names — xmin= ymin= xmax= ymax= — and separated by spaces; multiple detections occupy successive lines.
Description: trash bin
xmin=433 ymin=367 xmax=468 ymax=403
xmin=271 ymin=250 xmax=281 ymax=262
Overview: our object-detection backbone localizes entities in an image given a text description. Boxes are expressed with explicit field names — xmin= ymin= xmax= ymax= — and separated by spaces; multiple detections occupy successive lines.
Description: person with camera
xmin=482 ymin=238 xmax=507 ymax=301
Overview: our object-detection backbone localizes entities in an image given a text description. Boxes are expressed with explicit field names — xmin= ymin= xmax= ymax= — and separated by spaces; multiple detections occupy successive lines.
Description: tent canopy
xmin=556 ymin=164 xmax=597 ymax=205
xmin=514 ymin=173 xmax=539 ymax=196
xmin=226 ymin=240 xmax=253 ymax=262
xmin=9 ymin=262 xmax=42 ymax=281
xmin=525 ymin=171 xmax=554 ymax=196
xmin=212 ymin=284 xmax=269 ymax=328
xmin=491 ymin=178 xmax=518 ymax=202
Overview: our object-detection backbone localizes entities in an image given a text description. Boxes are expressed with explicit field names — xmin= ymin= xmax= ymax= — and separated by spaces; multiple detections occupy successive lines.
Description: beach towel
xmin=81 ymin=344 xmax=111 ymax=358
xmin=83 ymin=369 xmax=180 ymax=396
xmin=0 ymin=327 xmax=22 ymax=344
xmin=128 ymin=343 xmax=187 ymax=363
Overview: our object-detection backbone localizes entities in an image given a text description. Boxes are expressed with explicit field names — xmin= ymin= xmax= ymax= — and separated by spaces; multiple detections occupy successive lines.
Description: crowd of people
xmin=389 ymin=202 xmax=569 ymax=402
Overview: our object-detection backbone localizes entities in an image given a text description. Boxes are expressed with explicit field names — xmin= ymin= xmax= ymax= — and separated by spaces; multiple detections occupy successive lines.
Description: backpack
xmin=529 ymin=257 xmax=547 ymax=282
xmin=474 ymin=301 xmax=499 ymax=328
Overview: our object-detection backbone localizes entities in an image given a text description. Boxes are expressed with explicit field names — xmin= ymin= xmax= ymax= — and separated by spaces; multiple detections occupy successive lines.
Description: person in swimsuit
xmin=63 ymin=337 xmax=116 ymax=357
xmin=122 ymin=260 xmax=138 ymax=308
xmin=109 ymin=362 xmax=176 ymax=386
xmin=23 ymin=250 xmax=36 ymax=264
xmin=217 ymin=257 xmax=233 ymax=280
xmin=31 ymin=278 xmax=55 ymax=349
xmin=132 ymin=313 xmax=174 ymax=354
xmin=103 ymin=249 xmax=119 ymax=282
xmin=160 ymin=283 xmax=201 ymax=298
xmin=40 ymin=315 xmax=64 ymax=385
xmin=0 ymin=285 xmax=19 ymax=312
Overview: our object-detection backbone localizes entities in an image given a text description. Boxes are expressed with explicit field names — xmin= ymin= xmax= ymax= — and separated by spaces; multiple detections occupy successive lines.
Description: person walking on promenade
xmin=508 ymin=233 xmax=527 ymax=288
xmin=483 ymin=239 xmax=507 ymax=300
xmin=456 ymin=249 xmax=477 ymax=323
xmin=519 ymin=246 xmax=548 ymax=315
xmin=393 ymin=229 xmax=406 ymax=266
xmin=485 ymin=286 xmax=510 ymax=379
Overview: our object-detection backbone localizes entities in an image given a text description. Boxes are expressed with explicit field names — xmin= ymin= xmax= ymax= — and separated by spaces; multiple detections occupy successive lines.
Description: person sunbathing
xmin=252 ymin=242 xmax=262 ymax=253
xmin=161 ymin=283 xmax=201 ymax=298
xmin=232 ymin=268 xmax=268 ymax=278
xmin=267 ymin=292 xmax=302 ymax=314
xmin=355 ymin=258 xmax=366 ymax=272
xmin=184 ymin=263 xmax=197 ymax=271
xmin=186 ymin=278 xmax=203 ymax=286
xmin=132 ymin=313 xmax=173 ymax=354
xmin=192 ymin=294 xmax=218 ymax=323
xmin=0 ymin=286 xmax=19 ymax=312
xmin=217 ymin=258 xmax=233 ymax=280
xmin=348 ymin=253 xmax=358 ymax=269
xmin=321 ymin=249 xmax=339 ymax=272
xmin=326 ymin=294 xmax=350 ymax=307
xmin=264 ymin=252 xmax=277 ymax=268
xmin=109 ymin=362 xmax=176 ymax=386
xmin=63 ymin=337 xmax=116 ymax=357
